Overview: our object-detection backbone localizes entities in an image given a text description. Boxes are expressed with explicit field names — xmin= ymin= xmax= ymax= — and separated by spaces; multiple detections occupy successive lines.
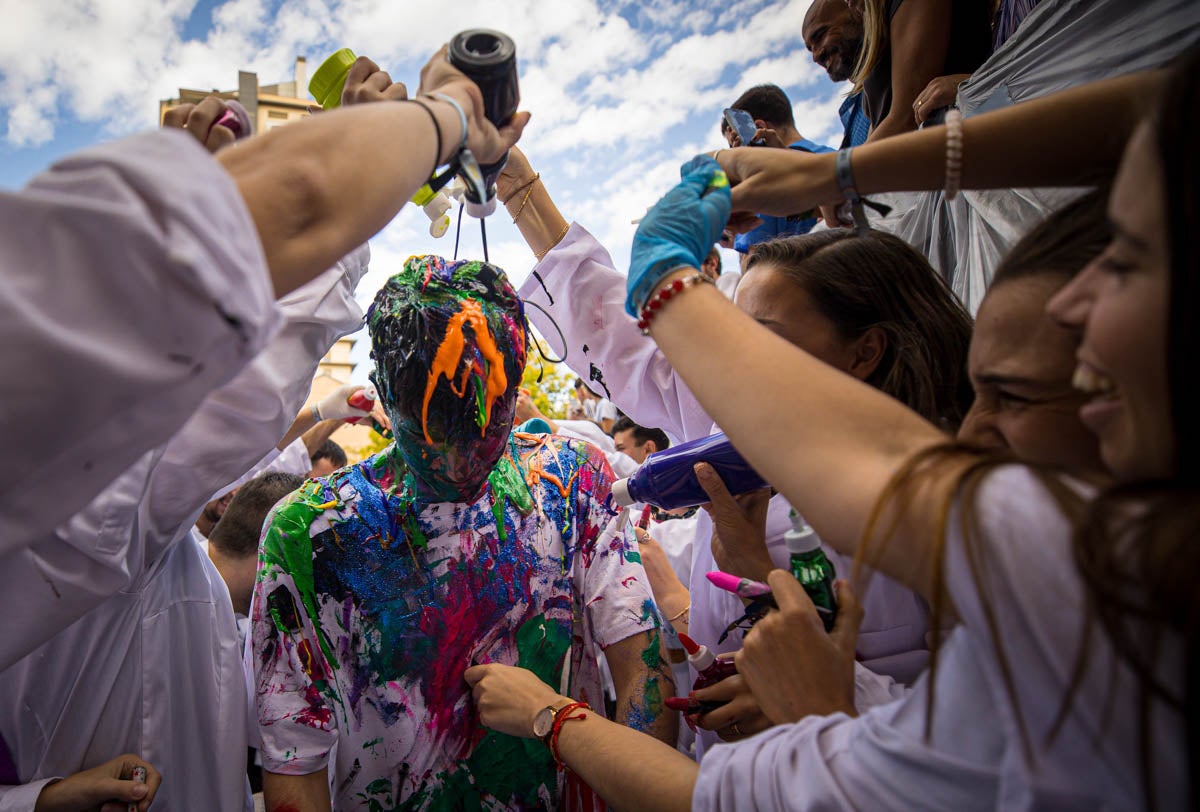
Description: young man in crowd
xmin=721 ymin=84 xmax=834 ymax=254
xmin=250 ymin=256 xmax=674 ymax=811
xmin=611 ymin=417 xmax=670 ymax=466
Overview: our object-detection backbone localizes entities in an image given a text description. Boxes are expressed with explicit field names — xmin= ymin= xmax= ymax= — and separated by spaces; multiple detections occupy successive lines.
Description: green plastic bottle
xmin=309 ymin=48 xmax=450 ymax=235
xmin=785 ymin=509 xmax=838 ymax=632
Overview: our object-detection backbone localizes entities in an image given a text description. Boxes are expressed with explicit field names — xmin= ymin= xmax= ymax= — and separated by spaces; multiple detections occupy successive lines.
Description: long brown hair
xmin=861 ymin=46 xmax=1200 ymax=809
xmin=748 ymin=229 xmax=974 ymax=429
xmin=1075 ymin=43 xmax=1200 ymax=809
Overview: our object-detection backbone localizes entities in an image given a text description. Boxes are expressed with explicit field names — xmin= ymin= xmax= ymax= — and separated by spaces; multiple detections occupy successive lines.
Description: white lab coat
xmin=0 ymin=129 xmax=281 ymax=554
xmin=0 ymin=246 xmax=368 ymax=810
xmin=517 ymin=224 xmax=931 ymax=755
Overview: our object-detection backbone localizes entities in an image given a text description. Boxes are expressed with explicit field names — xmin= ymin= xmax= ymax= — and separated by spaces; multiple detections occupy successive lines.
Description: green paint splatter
xmin=259 ymin=480 xmax=341 ymax=670
xmin=396 ymin=615 xmax=570 ymax=810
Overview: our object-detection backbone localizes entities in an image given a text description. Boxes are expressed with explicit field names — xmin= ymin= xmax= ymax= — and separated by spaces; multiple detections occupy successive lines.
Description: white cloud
xmin=1 ymin=0 xmax=845 ymax=364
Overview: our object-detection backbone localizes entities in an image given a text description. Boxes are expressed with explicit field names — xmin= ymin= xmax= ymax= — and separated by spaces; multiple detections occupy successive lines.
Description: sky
xmin=0 ymin=0 xmax=845 ymax=384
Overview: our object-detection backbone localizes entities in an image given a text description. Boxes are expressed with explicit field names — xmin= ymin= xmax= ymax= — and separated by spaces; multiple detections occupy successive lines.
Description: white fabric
xmin=206 ymin=438 xmax=315 ymax=509
xmin=552 ymin=419 xmax=639 ymax=478
xmin=0 ymin=129 xmax=281 ymax=553
xmin=646 ymin=512 xmax=698 ymax=589
xmin=0 ymin=247 xmax=368 ymax=810
xmin=594 ymin=397 xmax=618 ymax=423
xmin=694 ymin=467 xmax=1184 ymax=810
xmin=0 ymin=244 xmax=369 ymax=671
xmin=519 ymin=224 xmax=933 ymax=757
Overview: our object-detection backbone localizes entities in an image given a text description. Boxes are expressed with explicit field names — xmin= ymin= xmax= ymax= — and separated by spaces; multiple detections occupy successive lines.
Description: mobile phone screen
xmin=723 ymin=108 xmax=759 ymax=147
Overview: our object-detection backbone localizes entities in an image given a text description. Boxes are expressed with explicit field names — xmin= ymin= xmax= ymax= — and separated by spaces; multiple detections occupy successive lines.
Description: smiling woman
xmin=958 ymin=188 xmax=1111 ymax=472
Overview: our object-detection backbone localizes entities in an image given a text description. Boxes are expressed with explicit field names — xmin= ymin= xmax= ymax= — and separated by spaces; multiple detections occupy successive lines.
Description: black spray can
xmin=449 ymin=29 xmax=519 ymax=217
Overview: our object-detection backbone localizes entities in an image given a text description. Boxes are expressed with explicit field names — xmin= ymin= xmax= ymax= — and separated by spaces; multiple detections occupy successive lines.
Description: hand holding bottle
xmin=695 ymin=462 xmax=774 ymax=583
xmin=736 ymin=572 xmax=863 ymax=725
xmin=626 ymin=155 xmax=731 ymax=316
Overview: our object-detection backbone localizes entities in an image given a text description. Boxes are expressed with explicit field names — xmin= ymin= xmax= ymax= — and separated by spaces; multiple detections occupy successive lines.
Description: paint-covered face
xmin=368 ymin=256 xmax=527 ymax=503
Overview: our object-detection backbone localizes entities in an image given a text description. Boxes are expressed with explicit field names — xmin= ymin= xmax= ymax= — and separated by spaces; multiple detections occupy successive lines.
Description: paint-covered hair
xmin=367 ymin=256 xmax=527 ymax=449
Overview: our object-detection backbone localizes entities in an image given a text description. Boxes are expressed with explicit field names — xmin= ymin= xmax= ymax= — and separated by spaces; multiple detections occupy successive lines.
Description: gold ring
xmin=730 ymin=722 xmax=743 ymax=736
xmin=916 ymin=100 xmax=924 ymax=107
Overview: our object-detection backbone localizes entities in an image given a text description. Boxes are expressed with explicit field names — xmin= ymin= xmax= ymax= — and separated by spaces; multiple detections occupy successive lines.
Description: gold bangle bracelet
xmin=511 ymin=173 xmax=541 ymax=223
xmin=501 ymin=173 xmax=539 ymax=206
xmin=667 ymin=604 xmax=690 ymax=624
xmin=535 ymin=221 xmax=570 ymax=261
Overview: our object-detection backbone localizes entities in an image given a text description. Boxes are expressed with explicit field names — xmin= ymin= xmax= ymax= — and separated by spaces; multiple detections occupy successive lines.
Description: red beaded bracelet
xmin=549 ymin=701 xmax=591 ymax=770
xmin=636 ymin=272 xmax=711 ymax=335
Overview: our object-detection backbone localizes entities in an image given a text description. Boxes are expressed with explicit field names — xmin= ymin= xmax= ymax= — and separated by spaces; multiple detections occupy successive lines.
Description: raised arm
xmin=624 ymin=157 xmax=958 ymax=601
xmin=721 ymin=69 xmax=1159 ymax=217
xmin=220 ymin=50 xmax=527 ymax=298
xmin=497 ymin=146 xmax=571 ymax=260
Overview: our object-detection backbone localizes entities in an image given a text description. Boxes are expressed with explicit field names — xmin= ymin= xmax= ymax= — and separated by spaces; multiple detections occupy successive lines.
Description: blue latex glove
xmin=627 ymin=155 xmax=732 ymax=316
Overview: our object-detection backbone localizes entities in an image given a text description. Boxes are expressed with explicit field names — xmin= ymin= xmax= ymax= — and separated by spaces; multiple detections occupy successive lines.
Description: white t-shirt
xmin=694 ymin=467 xmax=1185 ymax=810
xmin=249 ymin=435 xmax=661 ymax=809
xmin=594 ymin=398 xmax=619 ymax=424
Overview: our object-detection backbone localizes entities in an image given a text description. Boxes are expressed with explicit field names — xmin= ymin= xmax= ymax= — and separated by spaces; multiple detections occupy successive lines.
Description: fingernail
xmin=694 ymin=462 xmax=711 ymax=478
xmin=132 ymin=784 xmax=148 ymax=798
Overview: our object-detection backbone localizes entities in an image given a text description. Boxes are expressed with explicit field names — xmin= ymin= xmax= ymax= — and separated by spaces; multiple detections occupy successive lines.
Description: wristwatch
xmin=532 ymin=698 xmax=574 ymax=743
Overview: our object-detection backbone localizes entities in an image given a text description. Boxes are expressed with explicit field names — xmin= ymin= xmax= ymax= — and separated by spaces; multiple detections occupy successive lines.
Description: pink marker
xmin=129 ymin=765 xmax=147 ymax=812
xmin=212 ymin=100 xmax=252 ymax=140
xmin=706 ymin=570 xmax=773 ymax=600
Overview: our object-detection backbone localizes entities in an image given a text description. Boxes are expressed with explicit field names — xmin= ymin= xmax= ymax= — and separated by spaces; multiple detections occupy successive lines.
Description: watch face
xmin=533 ymin=706 xmax=555 ymax=739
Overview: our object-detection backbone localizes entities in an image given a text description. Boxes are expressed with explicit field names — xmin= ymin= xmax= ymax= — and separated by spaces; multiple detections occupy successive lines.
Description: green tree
xmin=522 ymin=333 xmax=575 ymax=418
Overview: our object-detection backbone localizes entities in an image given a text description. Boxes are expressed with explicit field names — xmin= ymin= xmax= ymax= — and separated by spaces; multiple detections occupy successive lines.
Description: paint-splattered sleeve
xmin=248 ymin=489 xmax=339 ymax=775
xmin=568 ymin=440 xmax=660 ymax=649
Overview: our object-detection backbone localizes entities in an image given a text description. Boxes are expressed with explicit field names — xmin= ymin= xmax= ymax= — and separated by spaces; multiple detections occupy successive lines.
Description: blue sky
xmin=0 ymin=0 xmax=843 ymax=383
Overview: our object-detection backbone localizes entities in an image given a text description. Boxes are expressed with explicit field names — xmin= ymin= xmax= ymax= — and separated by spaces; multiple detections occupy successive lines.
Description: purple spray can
xmin=610 ymin=430 xmax=768 ymax=511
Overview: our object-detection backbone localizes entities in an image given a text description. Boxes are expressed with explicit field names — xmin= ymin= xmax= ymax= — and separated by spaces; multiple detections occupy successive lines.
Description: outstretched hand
xmin=633 ymin=527 xmax=690 ymax=628
xmin=713 ymin=147 xmax=841 ymax=220
xmin=735 ymin=572 xmax=863 ymax=724
xmin=314 ymin=383 xmax=374 ymax=423
xmin=419 ymin=44 xmax=531 ymax=167
xmin=162 ymin=96 xmax=238 ymax=154
xmin=627 ymin=155 xmax=731 ymax=316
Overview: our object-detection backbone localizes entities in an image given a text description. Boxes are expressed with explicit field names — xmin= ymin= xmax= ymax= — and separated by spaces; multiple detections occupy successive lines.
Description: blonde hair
xmin=850 ymin=0 xmax=888 ymax=95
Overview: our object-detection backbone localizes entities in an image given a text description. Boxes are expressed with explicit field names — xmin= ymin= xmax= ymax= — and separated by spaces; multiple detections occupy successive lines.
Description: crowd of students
xmin=1 ymin=4 xmax=1198 ymax=811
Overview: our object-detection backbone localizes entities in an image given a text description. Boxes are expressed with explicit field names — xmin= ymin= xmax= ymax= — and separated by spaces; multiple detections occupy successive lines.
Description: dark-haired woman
xmin=496 ymin=146 xmax=973 ymax=755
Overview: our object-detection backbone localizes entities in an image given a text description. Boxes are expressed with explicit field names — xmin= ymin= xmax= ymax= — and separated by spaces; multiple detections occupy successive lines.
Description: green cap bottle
xmin=308 ymin=48 xmax=357 ymax=110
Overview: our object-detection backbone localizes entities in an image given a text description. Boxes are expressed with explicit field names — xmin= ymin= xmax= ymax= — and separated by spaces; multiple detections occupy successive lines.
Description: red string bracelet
xmin=637 ymin=272 xmax=711 ymax=335
xmin=549 ymin=701 xmax=591 ymax=771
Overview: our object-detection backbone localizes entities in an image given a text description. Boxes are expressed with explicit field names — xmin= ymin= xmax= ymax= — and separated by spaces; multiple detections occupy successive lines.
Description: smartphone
xmin=723 ymin=108 xmax=761 ymax=147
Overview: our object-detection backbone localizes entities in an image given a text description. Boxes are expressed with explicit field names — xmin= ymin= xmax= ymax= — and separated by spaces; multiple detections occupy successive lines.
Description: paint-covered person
xmin=249 ymin=255 xmax=674 ymax=811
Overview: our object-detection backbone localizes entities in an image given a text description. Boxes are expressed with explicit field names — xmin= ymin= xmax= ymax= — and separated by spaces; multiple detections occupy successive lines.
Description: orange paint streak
xmin=520 ymin=438 xmax=570 ymax=497
xmin=420 ymin=299 xmax=509 ymax=444
xmin=529 ymin=468 xmax=568 ymax=497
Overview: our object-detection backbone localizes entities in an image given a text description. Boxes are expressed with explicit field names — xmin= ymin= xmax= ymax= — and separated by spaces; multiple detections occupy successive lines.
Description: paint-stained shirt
xmin=249 ymin=433 xmax=658 ymax=810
